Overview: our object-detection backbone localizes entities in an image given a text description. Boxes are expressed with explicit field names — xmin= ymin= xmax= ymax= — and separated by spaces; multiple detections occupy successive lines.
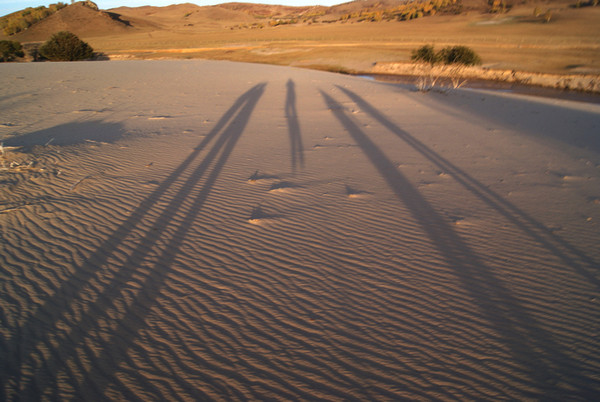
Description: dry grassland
xmin=87 ymin=4 xmax=600 ymax=75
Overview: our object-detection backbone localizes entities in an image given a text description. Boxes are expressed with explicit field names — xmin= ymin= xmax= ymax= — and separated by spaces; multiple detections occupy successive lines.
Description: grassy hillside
xmin=0 ymin=3 xmax=66 ymax=36
xmin=93 ymin=1 xmax=600 ymax=75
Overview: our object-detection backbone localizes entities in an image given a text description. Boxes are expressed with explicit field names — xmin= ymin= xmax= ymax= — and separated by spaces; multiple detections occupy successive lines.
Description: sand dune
xmin=1 ymin=60 xmax=599 ymax=400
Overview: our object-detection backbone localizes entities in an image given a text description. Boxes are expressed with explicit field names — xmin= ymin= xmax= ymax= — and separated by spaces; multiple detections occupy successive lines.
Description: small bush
xmin=411 ymin=44 xmax=481 ymax=66
xmin=437 ymin=45 xmax=481 ymax=66
xmin=0 ymin=40 xmax=24 ymax=62
xmin=39 ymin=31 xmax=94 ymax=61
xmin=411 ymin=44 xmax=438 ymax=64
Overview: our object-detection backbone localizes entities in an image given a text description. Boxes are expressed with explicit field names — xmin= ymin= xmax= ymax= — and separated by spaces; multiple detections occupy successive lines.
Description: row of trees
xmin=0 ymin=31 xmax=94 ymax=62
xmin=0 ymin=3 xmax=67 ymax=36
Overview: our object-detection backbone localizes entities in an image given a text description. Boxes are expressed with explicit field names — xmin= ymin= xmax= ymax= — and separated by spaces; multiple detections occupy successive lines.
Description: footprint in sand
xmin=269 ymin=181 xmax=303 ymax=193
xmin=248 ymin=205 xmax=280 ymax=225
xmin=345 ymin=185 xmax=373 ymax=199
xmin=247 ymin=170 xmax=280 ymax=184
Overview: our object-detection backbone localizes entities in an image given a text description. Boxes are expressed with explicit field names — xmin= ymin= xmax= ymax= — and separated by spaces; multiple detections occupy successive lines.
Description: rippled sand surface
xmin=1 ymin=60 xmax=599 ymax=400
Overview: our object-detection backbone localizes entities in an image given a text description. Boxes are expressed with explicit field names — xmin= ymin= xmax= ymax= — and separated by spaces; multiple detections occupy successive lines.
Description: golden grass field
xmin=87 ymin=2 xmax=600 ymax=75
xmin=3 ymin=1 xmax=598 ymax=76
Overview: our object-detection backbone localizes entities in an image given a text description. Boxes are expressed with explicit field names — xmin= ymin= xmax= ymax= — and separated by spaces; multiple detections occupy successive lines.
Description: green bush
xmin=0 ymin=40 xmax=24 ymax=62
xmin=411 ymin=44 xmax=438 ymax=64
xmin=39 ymin=31 xmax=94 ymax=61
xmin=437 ymin=45 xmax=481 ymax=66
xmin=411 ymin=44 xmax=481 ymax=66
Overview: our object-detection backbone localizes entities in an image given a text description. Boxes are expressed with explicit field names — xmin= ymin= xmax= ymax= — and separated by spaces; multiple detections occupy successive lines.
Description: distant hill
xmin=0 ymin=0 xmax=588 ymax=45
xmin=106 ymin=0 xmax=474 ymax=31
xmin=3 ymin=2 xmax=131 ymax=42
xmin=1 ymin=0 xmax=493 ymax=42
xmin=218 ymin=2 xmax=324 ymax=17
xmin=108 ymin=3 xmax=258 ymax=30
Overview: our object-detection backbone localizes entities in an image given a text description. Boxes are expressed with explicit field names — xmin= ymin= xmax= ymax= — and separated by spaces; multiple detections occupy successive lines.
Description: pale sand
xmin=1 ymin=60 xmax=599 ymax=400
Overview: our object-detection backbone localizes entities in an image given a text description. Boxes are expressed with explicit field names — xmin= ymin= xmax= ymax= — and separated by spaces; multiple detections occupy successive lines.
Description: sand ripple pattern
xmin=1 ymin=60 xmax=599 ymax=401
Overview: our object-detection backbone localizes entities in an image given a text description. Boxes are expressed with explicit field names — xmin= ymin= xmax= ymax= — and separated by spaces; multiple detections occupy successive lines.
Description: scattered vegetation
xmin=413 ymin=65 xmax=470 ymax=93
xmin=531 ymin=6 xmax=554 ymax=23
xmin=230 ymin=22 xmax=265 ymax=30
xmin=268 ymin=18 xmax=299 ymax=27
xmin=0 ymin=40 xmax=24 ymax=62
xmin=229 ymin=0 xmax=463 ymax=30
xmin=572 ymin=0 xmax=599 ymax=7
xmin=39 ymin=31 xmax=94 ymax=61
xmin=412 ymin=44 xmax=481 ymax=66
xmin=338 ymin=0 xmax=462 ymax=22
xmin=80 ymin=1 xmax=99 ymax=11
xmin=415 ymin=74 xmax=442 ymax=92
xmin=301 ymin=9 xmax=326 ymax=23
xmin=488 ymin=0 xmax=512 ymax=13
xmin=0 ymin=3 xmax=67 ymax=35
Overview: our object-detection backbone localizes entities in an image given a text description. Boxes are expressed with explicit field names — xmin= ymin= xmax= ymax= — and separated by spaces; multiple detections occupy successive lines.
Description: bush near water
xmin=412 ymin=44 xmax=481 ymax=66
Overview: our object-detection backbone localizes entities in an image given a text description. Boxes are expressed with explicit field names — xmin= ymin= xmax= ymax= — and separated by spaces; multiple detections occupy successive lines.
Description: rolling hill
xmin=3 ymin=2 xmax=131 ymax=41
xmin=1 ymin=0 xmax=599 ymax=78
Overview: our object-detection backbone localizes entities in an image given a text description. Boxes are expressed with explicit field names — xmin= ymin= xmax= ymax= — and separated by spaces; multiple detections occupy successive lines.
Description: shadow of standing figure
xmin=286 ymin=79 xmax=304 ymax=173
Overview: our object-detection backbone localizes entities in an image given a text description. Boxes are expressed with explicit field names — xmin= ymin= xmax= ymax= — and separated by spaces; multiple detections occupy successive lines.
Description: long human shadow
xmin=337 ymin=86 xmax=600 ymax=291
xmin=320 ymin=90 xmax=598 ymax=399
xmin=1 ymin=84 xmax=266 ymax=400
xmin=285 ymin=79 xmax=304 ymax=172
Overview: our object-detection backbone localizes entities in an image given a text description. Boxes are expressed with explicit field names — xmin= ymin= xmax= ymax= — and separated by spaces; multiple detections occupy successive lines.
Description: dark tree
xmin=39 ymin=31 xmax=94 ymax=61
xmin=411 ymin=44 xmax=438 ymax=65
xmin=437 ymin=45 xmax=482 ymax=66
xmin=0 ymin=40 xmax=24 ymax=62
